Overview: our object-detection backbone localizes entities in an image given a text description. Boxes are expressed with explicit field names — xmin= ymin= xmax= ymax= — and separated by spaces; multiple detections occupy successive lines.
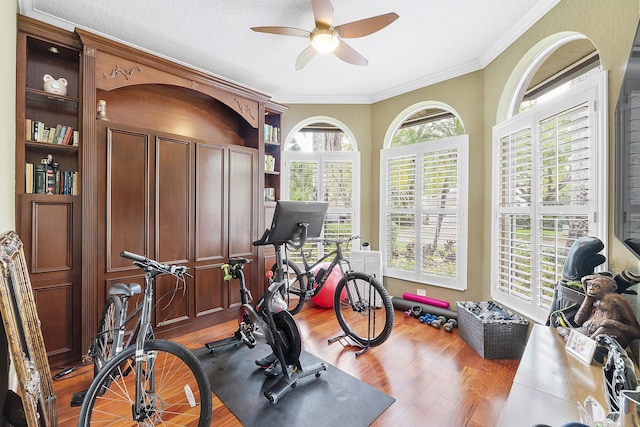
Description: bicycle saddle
xmin=108 ymin=282 xmax=142 ymax=297
xmin=229 ymin=257 xmax=250 ymax=266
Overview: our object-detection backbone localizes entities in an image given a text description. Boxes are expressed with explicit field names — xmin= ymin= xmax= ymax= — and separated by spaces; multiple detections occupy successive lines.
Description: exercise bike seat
xmin=228 ymin=257 xmax=250 ymax=267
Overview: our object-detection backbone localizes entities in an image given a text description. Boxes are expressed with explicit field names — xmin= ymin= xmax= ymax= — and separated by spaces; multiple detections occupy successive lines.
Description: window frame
xmin=491 ymin=71 xmax=608 ymax=323
xmin=380 ymin=134 xmax=469 ymax=290
xmin=281 ymin=149 xmax=361 ymax=249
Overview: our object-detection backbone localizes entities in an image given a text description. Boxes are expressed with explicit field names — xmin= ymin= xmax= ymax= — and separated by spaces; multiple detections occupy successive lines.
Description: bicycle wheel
xmin=271 ymin=259 xmax=307 ymax=315
xmin=92 ymin=296 xmax=122 ymax=377
xmin=333 ymin=272 xmax=394 ymax=347
xmin=79 ymin=339 xmax=212 ymax=426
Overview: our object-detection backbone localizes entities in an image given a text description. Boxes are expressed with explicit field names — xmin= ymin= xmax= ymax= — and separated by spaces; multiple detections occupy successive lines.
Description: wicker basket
xmin=457 ymin=301 xmax=529 ymax=359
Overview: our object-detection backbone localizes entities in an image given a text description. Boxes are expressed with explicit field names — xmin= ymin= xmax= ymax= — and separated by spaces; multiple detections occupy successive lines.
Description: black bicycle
xmin=79 ymin=251 xmax=212 ymax=426
xmin=274 ymin=236 xmax=394 ymax=354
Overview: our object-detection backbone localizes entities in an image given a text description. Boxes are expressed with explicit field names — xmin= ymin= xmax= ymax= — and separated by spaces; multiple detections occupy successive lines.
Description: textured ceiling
xmin=19 ymin=0 xmax=560 ymax=104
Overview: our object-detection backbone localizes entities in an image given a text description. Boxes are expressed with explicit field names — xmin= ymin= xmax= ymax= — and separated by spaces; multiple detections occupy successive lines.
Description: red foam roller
xmin=402 ymin=292 xmax=450 ymax=309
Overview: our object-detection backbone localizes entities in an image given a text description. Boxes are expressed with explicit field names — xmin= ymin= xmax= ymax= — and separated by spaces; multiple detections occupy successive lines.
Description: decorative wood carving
xmin=76 ymin=28 xmax=268 ymax=129
xmin=103 ymin=64 xmax=141 ymax=81
xmin=235 ymin=97 xmax=256 ymax=121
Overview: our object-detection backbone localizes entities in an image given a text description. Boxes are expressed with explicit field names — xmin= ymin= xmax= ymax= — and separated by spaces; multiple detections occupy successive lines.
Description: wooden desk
xmin=500 ymin=324 xmax=608 ymax=426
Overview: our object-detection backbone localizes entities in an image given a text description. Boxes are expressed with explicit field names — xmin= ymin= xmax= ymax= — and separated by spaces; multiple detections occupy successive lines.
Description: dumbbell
xmin=428 ymin=315 xmax=448 ymax=329
xmin=419 ymin=314 xmax=434 ymax=324
xmin=404 ymin=306 xmax=423 ymax=318
xmin=444 ymin=318 xmax=458 ymax=332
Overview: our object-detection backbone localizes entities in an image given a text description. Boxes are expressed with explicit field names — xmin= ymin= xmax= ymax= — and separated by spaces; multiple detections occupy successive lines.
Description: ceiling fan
xmin=251 ymin=0 xmax=399 ymax=70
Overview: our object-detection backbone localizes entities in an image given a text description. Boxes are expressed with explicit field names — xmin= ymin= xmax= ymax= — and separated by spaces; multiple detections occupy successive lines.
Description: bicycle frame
xmin=291 ymin=237 xmax=355 ymax=295
xmin=95 ymin=272 xmax=185 ymax=362
xmin=132 ymin=267 xmax=163 ymax=419
xmin=115 ymin=301 xmax=142 ymax=355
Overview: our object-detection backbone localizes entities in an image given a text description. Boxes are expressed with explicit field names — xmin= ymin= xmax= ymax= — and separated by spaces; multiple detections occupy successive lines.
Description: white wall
xmin=0 ymin=3 xmax=17 ymax=233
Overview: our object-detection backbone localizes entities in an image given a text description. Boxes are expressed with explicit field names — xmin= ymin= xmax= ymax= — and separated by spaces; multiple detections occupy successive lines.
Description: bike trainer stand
xmin=328 ymin=333 xmax=371 ymax=357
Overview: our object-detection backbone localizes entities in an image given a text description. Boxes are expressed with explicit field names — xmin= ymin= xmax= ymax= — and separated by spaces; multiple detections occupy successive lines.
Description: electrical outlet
xmin=416 ymin=289 xmax=426 ymax=296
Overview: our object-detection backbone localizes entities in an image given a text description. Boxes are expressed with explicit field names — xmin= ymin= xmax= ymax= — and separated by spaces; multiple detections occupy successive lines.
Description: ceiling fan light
xmin=311 ymin=29 xmax=339 ymax=53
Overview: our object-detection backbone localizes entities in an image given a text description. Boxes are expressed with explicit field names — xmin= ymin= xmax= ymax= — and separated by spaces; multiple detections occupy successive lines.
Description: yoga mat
xmin=402 ymin=292 xmax=450 ymax=308
xmin=392 ymin=297 xmax=457 ymax=320
xmin=194 ymin=342 xmax=395 ymax=427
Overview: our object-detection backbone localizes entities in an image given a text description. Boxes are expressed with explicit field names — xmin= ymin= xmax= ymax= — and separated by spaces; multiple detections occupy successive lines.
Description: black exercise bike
xmin=205 ymin=257 xmax=327 ymax=404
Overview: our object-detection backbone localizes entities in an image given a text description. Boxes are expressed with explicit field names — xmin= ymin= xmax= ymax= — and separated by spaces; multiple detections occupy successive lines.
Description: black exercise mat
xmin=194 ymin=342 xmax=395 ymax=427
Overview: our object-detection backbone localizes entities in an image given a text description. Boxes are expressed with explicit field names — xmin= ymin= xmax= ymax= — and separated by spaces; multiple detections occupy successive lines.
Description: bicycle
xmin=89 ymin=255 xmax=194 ymax=377
xmin=274 ymin=235 xmax=394 ymax=355
xmin=90 ymin=281 xmax=142 ymax=377
xmin=78 ymin=251 xmax=212 ymax=426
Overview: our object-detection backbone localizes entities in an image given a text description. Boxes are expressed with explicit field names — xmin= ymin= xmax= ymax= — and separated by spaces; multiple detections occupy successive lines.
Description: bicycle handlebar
xmin=308 ymin=235 xmax=360 ymax=246
xmin=120 ymin=250 xmax=190 ymax=277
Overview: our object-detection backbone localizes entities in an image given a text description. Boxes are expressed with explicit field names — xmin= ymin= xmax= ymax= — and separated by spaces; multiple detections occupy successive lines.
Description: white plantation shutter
xmin=282 ymin=151 xmax=360 ymax=256
xmin=380 ymin=135 xmax=468 ymax=290
xmin=286 ymin=159 xmax=318 ymax=202
xmin=492 ymin=73 xmax=607 ymax=322
xmin=422 ymin=147 xmax=459 ymax=278
xmin=385 ymin=153 xmax=417 ymax=270
xmin=622 ymin=90 xmax=640 ymax=239
xmin=495 ymin=125 xmax=534 ymax=302
xmin=323 ymin=160 xmax=354 ymax=241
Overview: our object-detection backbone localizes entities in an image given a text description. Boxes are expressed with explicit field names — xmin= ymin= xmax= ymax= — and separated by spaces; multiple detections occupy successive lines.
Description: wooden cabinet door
xmin=98 ymin=123 xmax=258 ymax=334
xmin=19 ymin=195 xmax=81 ymax=366
xmin=194 ymin=144 xmax=226 ymax=317
xmin=228 ymin=147 xmax=257 ymax=307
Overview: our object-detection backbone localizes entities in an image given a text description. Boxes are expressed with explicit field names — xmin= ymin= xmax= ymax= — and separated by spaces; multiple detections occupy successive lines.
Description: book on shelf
xmin=61 ymin=126 xmax=73 ymax=145
xmin=26 ymin=162 xmax=78 ymax=196
xmin=263 ymin=124 xmax=280 ymax=144
xmin=25 ymin=163 xmax=34 ymax=194
xmin=264 ymin=187 xmax=276 ymax=202
xmin=264 ymin=154 xmax=276 ymax=172
xmin=34 ymin=164 xmax=45 ymax=194
xmin=45 ymin=165 xmax=56 ymax=194
xmin=55 ymin=125 xmax=67 ymax=144
xmin=51 ymin=124 xmax=62 ymax=143
xmin=26 ymin=119 xmax=76 ymax=145
xmin=49 ymin=128 xmax=56 ymax=143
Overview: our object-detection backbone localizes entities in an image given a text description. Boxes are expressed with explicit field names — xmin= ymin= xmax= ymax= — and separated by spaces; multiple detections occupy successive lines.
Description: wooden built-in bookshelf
xmin=15 ymin=14 xmax=287 ymax=369
xmin=15 ymin=16 xmax=83 ymax=367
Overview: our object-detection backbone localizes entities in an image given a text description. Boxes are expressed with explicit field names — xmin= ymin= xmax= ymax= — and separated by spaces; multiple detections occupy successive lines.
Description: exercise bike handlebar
xmin=120 ymin=250 xmax=190 ymax=277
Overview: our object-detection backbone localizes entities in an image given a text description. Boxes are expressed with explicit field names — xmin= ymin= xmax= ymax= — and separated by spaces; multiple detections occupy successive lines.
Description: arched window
xmin=282 ymin=118 xmax=360 ymax=255
xmin=492 ymin=35 xmax=607 ymax=322
xmin=380 ymin=103 xmax=468 ymax=290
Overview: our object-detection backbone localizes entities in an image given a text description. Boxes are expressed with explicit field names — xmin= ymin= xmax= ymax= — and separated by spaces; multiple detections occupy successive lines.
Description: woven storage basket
xmin=457 ymin=301 xmax=529 ymax=359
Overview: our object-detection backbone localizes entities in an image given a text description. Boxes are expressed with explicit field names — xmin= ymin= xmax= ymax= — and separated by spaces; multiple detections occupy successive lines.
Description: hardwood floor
xmin=53 ymin=305 xmax=520 ymax=426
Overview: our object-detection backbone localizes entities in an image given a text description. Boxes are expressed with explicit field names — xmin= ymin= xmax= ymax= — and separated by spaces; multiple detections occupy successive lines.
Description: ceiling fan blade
xmin=335 ymin=12 xmax=399 ymax=38
xmin=295 ymin=45 xmax=317 ymax=70
xmin=311 ymin=0 xmax=334 ymax=28
xmin=334 ymin=40 xmax=368 ymax=66
xmin=251 ymin=26 xmax=310 ymax=38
